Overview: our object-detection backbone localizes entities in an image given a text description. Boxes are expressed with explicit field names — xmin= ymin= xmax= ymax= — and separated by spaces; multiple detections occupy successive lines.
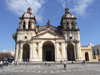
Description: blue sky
xmin=0 ymin=0 xmax=100 ymax=52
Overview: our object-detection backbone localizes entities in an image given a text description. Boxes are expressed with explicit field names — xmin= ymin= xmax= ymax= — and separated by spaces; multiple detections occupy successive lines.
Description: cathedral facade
xmin=15 ymin=7 xmax=82 ymax=62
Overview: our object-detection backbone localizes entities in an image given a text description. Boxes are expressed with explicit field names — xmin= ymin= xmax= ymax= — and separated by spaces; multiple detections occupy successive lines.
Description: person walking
xmin=45 ymin=60 xmax=47 ymax=66
xmin=0 ymin=61 xmax=3 ymax=69
xmin=6 ymin=60 xmax=9 ymax=66
xmin=16 ymin=60 xmax=18 ymax=66
xmin=12 ymin=61 xmax=14 ymax=66
xmin=61 ymin=59 xmax=62 ymax=63
xmin=63 ymin=60 xmax=67 ymax=70
xmin=82 ymin=60 xmax=86 ymax=65
xmin=26 ymin=59 xmax=28 ymax=66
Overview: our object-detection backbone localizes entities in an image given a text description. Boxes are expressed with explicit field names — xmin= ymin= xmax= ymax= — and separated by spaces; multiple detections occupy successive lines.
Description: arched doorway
xmin=67 ymin=43 xmax=75 ymax=61
xmin=42 ymin=41 xmax=55 ymax=61
xmin=85 ymin=52 xmax=89 ymax=61
xmin=23 ymin=43 xmax=30 ymax=62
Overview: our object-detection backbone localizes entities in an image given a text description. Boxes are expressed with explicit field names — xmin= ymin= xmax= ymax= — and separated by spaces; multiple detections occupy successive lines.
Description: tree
xmin=12 ymin=32 xmax=17 ymax=41
xmin=0 ymin=53 xmax=14 ymax=59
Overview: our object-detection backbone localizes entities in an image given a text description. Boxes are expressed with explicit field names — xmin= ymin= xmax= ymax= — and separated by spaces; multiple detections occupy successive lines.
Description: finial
xmin=27 ymin=7 xmax=32 ymax=13
xmin=47 ymin=19 xmax=51 ymax=27
xmin=47 ymin=19 xmax=50 ymax=24
xmin=65 ymin=7 xmax=70 ymax=14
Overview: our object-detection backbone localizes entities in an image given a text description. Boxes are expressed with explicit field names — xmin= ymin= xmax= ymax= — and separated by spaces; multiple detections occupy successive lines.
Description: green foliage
xmin=12 ymin=32 xmax=17 ymax=41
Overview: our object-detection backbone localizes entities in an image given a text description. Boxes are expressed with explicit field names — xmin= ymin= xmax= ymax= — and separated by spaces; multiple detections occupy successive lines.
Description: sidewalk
xmin=8 ymin=61 xmax=100 ymax=65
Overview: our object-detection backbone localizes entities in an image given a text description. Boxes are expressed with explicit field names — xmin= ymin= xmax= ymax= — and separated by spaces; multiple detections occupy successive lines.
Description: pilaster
xmin=15 ymin=43 xmax=19 ymax=61
xmin=30 ymin=43 xmax=32 ymax=61
xmin=33 ymin=42 xmax=35 ymax=58
xmin=19 ymin=44 xmax=23 ymax=62
xmin=75 ymin=43 xmax=82 ymax=62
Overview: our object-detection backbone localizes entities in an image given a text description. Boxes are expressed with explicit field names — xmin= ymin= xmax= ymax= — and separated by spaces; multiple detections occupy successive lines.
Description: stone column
xmin=41 ymin=45 xmax=43 ymax=61
xmin=77 ymin=31 xmax=80 ymax=41
xmin=30 ymin=43 xmax=32 ymax=61
xmin=54 ymin=46 xmax=56 ymax=62
xmin=68 ymin=21 xmax=71 ymax=29
xmin=62 ymin=43 xmax=67 ymax=60
xmin=61 ymin=43 xmax=63 ymax=57
xmin=55 ymin=43 xmax=59 ymax=62
xmin=15 ymin=43 xmax=19 ymax=61
xmin=19 ymin=44 xmax=23 ymax=62
xmin=63 ymin=22 xmax=66 ymax=29
xmin=26 ymin=22 xmax=28 ymax=29
xmin=19 ymin=48 xmax=23 ymax=61
xmin=75 ymin=43 xmax=82 ymax=62
xmin=38 ymin=42 xmax=42 ymax=61
xmin=38 ymin=42 xmax=40 ymax=58
xmin=66 ymin=43 xmax=68 ymax=61
xmin=33 ymin=42 xmax=35 ymax=58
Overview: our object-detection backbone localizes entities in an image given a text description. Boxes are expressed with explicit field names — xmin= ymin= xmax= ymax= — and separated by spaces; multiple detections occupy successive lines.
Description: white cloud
xmin=57 ymin=0 xmax=94 ymax=16
xmin=6 ymin=0 xmax=46 ymax=22
xmin=57 ymin=0 xmax=67 ymax=8
xmin=71 ymin=0 xmax=94 ymax=16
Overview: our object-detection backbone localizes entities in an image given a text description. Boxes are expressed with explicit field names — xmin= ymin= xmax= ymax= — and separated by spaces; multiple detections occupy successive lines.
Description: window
xmin=93 ymin=50 xmax=95 ymax=55
xmin=93 ymin=50 xmax=96 ymax=59
xmin=23 ymin=22 xmax=25 ymax=29
xmin=97 ymin=49 xmax=99 ymax=55
xmin=71 ymin=22 xmax=74 ymax=29
xmin=25 ymin=36 xmax=27 ymax=39
xmin=66 ymin=22 xmax=69 ymax=29
xmin=28 ymin=21 xmax=31 ymax=29
xmin=69 ymin=37 xmax=72 ymax=39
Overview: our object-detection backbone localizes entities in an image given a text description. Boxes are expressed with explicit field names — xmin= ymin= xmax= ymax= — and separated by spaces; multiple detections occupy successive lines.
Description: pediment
xmin=34 ymin=30 xmax=63 ymax=39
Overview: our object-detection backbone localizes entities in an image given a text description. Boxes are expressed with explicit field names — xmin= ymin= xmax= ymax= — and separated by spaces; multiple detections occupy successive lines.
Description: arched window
xmin=28 ymin=21 xmax=31 ymax=29
xmin=71 ymin=22 xmax=74 ymax=29
xmin=93 ymin=50 xmax=95 ymax=55
xmin=66 ymin=22 xmax=69 ymax=29
xmin=23 ymin=22 xmax=25 ymax=29
xmin=93 ymin=50 xmax=96 ymax=59
xmin=97 ymin=49 xmax=99 ymax=55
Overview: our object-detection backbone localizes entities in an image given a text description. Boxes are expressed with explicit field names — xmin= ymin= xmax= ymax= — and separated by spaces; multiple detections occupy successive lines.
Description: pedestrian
xmin=0 ymin=61 xmax=3 ymax=69
xmin=63 ymin=60 xmax=66 ymax=70
xmin=71 ymin=61 xmax=74 ymax=64
xmin=61 ymin=59 xmax=62 ymax=63
xmin=16 ymin=60 xmax=18 ymax=66
xmin=45 ymin=60 xmax=47 ymax=66
xmin=84 ymin=60 xmax=86 ymax=64
xmin=12 ymin=61 xmax=14 ymax=66
xmin=26 ymin=59 xmax=28 ymax=66
xmin=6 ymin=60 xmax=9 ymax=66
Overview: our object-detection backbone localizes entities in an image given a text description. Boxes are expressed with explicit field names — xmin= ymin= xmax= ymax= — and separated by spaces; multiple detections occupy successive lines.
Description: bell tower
xmin=19 ymin=7 xmax=37 ymax=30
xmin=61 ymin=7 xmax=82 ymax=62
xmin=15 ymin=7 xmax=38 ymax=62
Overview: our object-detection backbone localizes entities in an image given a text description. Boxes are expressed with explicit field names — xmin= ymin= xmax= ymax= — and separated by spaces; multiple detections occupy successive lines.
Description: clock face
xmin=24 ymin=13 xmax=30 ymax=17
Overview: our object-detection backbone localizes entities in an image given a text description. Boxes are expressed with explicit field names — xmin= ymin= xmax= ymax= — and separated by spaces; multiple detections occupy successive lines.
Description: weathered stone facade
xmin=15 ymin=7 xmax=82 ymax=62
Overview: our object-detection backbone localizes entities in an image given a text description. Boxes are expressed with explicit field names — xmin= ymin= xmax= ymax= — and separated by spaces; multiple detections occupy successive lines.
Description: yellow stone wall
xmin=81 ymin=46 xmax=98 ymax=62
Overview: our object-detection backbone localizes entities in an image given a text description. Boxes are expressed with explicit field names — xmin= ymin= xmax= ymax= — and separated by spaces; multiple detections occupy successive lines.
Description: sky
xmin=0 ymin=0 xmax=100 ymax=52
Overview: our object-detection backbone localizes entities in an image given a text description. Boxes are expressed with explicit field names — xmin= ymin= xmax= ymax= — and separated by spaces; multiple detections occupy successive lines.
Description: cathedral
xmin=15 ymin=7 xmax=84 ymax=62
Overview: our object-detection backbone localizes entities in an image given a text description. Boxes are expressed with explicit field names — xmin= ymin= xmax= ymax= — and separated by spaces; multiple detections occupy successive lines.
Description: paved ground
xmin=0 ymin=64 xmax=100 ymax=75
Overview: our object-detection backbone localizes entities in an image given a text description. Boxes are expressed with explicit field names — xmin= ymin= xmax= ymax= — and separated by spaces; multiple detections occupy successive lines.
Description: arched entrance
xmin=67 ymin=43 xmax=75 ymax=61
xmin=23 ymin=43 xmax=30 ymax=62
xmin=42 ymin=41 xmax=55 ymax=61
xmin=85 ymin=52 xmax=89 ymax=61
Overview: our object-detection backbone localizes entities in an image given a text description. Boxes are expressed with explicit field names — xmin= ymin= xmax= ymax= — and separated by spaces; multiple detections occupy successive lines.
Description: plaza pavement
xmin=0 ymin=64 xmax=100 ymax=75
